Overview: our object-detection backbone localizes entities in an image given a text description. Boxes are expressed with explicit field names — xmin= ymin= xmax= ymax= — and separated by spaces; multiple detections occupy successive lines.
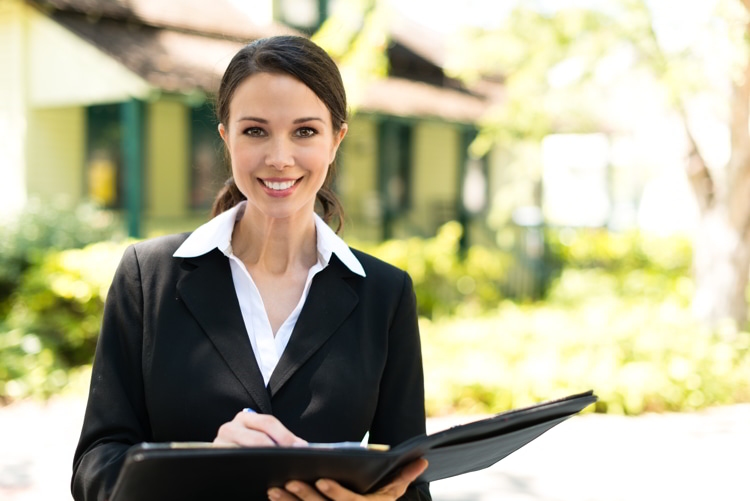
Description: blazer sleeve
xmin=72 ymin=245 xmax=151 ymax=501
xmin=369 ymin=271 xmax=431 ymax=501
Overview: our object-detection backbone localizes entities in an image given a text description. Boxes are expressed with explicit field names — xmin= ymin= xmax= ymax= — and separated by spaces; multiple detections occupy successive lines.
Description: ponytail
xmin=211 ymin=178 xmax=246 ymax=218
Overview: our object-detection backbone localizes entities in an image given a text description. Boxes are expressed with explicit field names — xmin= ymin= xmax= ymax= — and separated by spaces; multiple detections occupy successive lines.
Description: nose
xmin=265 ymin=136 xmax=294 ymax=170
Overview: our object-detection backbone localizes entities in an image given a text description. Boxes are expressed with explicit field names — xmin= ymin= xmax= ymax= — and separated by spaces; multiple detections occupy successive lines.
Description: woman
xmin=72 ymin=36 xmax=430 ymax=501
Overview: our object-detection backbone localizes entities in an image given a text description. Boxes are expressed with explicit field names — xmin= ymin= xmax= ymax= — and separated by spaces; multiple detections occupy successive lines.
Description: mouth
xmin=258 ymin=177 xmax=301 ymax=195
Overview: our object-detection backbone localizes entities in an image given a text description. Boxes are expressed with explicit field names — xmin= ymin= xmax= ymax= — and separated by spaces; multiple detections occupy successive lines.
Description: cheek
xmin=301 ymin=144 xmax=334 ymax=171
xmin=229 ymin=145 xmax=259 ymax=171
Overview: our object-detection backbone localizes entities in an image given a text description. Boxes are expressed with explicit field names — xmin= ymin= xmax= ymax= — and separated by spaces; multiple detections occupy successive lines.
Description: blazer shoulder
xmin=131 ymin=233 xmax=191 ymax=260
xmin=124 ymin=233 xmax=192 ymax=274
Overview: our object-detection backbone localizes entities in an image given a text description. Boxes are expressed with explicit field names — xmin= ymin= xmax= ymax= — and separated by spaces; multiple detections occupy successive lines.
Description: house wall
xmin=410 ymin=120 xmax=459 ymax=234
xmin=335 ymin=116 xmax=464 ymax=241
xmin=337 ymin=115 xmax=380 ymax=240
xmin=2 ymin=1 xmax=475 ymax=242
xmin=147 ymin=100 xmax=189 ymax=218
xmin=0 ymin=0 xmax=28 ymax=215
xmin=25 ymin=106 xmax=86 ymax=201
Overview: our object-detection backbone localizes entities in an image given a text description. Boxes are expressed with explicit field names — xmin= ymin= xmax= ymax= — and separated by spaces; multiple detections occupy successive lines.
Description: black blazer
xmin=72 ymin=233 xmax=431 ymax=501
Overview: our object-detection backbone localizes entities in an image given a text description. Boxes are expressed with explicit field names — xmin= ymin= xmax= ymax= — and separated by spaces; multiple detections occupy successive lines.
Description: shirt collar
xmin=312 ymin=209 xmax=365 ymax=276
xmin=173 ymin=201 xmax=365 ymax=277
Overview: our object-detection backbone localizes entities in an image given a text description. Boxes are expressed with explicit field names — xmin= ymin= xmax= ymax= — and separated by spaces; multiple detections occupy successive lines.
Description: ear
xmin=329 ymin=123 xmax=348 ymax=163
xmin=218 ymin=123 xmax=228 ymax=145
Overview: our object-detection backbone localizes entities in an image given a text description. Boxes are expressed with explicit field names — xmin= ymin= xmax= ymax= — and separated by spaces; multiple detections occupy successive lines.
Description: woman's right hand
xmin=213 ymin=410 xmax=308 ymax=447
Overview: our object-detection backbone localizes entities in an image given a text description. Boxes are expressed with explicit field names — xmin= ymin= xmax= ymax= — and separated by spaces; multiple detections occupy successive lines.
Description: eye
xmin=295 ymin=127 xmax=318 ymax=138
xmin=243 ymin=127 xmax=266 ymax=137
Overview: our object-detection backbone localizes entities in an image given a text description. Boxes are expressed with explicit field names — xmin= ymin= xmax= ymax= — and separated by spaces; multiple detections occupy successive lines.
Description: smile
xmin=261 ymin=179 xmax=299 ymax=191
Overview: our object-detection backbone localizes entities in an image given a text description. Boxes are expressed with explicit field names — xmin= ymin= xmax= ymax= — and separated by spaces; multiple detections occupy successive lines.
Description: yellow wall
xmin=337 ymin=115 xmax=380 ymax=239
xmin=411 ymin=121 xmax=459 ymax=233
xmin=0 ymin=0 xmax=28 ymax=215
xmin=147 ymin=100 xmax=189 ymax=218
xmin=25 ymin=106 xmax=86 ymax=201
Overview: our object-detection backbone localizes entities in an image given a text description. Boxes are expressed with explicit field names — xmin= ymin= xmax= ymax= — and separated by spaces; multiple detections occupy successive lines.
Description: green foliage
xmin=353 ymin=222 xmax=522 ymax=318
xmin=0 ymin=241 xmax=130 ymax=401
xmin=449 ymin=5 xmax=622 ymax=153
xmin=312 ymin=0 xmax=389 ymax=112
xmin=355 ymin=221 xmax=692 ymax=320
xmin=547 ymin=227 xmax=692 ymax=274
xmin=0 ymin=199 xmax=119 ymax=317
xmin=421 ymin=268 xmax=750 ymax=416
xmin=2 ymin=218 xmax=744 ymax=417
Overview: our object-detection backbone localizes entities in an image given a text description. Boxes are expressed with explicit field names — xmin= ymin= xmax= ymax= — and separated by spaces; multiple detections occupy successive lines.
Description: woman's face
xmin=219 ymin=72 xmax=347 ymax=222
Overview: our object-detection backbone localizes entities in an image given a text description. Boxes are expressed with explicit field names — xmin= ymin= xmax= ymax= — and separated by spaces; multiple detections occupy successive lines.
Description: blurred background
xmin=1 ymin=0 xmax=749 ymax=500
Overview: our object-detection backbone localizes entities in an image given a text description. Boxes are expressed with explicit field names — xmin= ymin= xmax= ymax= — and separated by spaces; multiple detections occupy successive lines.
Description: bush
xmin=354 ymin=222 xmax=517 ymax=318
xmin=0 ymin=198 xmax=119 ymax=318
xmin=4 ymin=219 xmax=746 ymax=417
xmin=0 ymin=241 xmax=130 ymax=401
xmin=546 ymin=227 xmax=692 ymax=274
xmin=421 ymin=268 xmax=750 ymax=416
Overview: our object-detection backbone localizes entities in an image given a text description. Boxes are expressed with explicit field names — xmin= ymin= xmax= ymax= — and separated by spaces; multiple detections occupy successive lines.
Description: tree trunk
xmin=692 ymin=206 xmax=750 ymax=328
xmin=688 ymin=40 xmax=750 ymax=329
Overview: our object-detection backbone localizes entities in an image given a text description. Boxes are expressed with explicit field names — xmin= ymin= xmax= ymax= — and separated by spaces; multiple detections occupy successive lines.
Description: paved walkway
xmin=1 ymin=397 xmax=748 ymax=500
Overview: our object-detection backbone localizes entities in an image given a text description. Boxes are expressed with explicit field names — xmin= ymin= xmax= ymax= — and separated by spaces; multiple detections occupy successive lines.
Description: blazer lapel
xmin=176 ymin=250 xmax=272 ymax=413
xmin=267 ymin=256 xmax=359 ymax=397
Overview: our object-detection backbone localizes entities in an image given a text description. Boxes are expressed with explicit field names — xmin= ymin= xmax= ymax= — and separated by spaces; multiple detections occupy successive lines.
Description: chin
xmin=252 ymin=202 xmax=312 ymax=222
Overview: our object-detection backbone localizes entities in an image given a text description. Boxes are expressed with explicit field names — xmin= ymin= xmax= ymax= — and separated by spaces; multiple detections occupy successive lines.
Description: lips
xmin=262 ymin=179 xmax=297 ymax=190
xmin=258 ymin=177 xmax=301 ymax=197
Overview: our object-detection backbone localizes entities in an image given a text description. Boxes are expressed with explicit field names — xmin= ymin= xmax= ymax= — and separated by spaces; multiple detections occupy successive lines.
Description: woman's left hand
xmin=267 ymin=458 xmax=428 ymax=501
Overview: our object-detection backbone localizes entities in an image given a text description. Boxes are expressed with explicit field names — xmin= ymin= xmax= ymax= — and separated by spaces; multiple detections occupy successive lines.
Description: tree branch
xmin=636 ymin=0 xmax=717 ymax=211
xmin=728 ymin=21 xmax=750 ymax=167
xmin=727 ymin=33 xmax=750 ymax=230
xmin=679 ymin=105 xmax=716 ymax=212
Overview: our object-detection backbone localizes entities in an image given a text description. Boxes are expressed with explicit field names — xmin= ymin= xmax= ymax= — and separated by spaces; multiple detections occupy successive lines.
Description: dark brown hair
xmin=211 ymin=36 xmax=347 ymax=232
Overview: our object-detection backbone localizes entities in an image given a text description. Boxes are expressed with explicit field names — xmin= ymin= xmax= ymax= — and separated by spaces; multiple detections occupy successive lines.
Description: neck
xmin=232 ymin=204 xmax=318 ymax=275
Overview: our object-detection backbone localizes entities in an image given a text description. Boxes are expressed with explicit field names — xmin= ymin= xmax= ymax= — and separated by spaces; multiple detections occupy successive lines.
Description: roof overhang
xmin=27 ymin=7 xmax=154 ymax=107
xmin=358 ymin=77 xmax=487 ymax=124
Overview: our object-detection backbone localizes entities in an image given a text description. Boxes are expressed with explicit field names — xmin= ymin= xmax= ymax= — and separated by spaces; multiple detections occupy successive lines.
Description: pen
xmin=305 ymin=442 xmax=390 ymax=451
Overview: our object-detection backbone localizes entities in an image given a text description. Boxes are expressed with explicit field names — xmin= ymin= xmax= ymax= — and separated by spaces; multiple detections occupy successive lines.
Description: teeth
xmin=263 ymin=179 xmax=296 ymax=190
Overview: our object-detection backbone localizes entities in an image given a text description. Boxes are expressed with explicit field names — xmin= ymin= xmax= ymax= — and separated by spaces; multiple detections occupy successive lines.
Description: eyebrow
xmin=236 ymin=116 xmax=325 ymax=124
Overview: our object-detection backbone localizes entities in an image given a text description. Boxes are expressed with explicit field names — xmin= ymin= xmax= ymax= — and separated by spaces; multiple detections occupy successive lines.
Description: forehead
xmin=229 ymin=72 xmax=330 ymax=123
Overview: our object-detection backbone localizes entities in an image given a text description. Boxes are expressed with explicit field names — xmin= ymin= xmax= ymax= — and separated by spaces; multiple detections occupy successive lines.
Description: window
xmin=377 ymin=119 xmax=413 ymax=238
xmin=85 ymin=104 xmax=122 ymax=208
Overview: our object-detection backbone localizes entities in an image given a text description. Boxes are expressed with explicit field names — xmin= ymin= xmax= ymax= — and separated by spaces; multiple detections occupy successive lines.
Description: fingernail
xmin=267 ymin=488 xmax=281 ymax=500
xmin=316 ymin=480 xmax=330 ymax=492
xmin=286 ymin=482 xmax=300 ymax=493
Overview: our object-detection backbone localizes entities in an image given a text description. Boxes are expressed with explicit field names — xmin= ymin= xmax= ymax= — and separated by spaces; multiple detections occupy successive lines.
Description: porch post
xmin=121 ymin=98 xmax=143 ymax=238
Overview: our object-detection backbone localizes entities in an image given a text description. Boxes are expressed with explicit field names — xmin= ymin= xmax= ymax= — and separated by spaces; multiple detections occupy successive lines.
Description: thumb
xmin=375 ymin=459 xmax=428 ymax=498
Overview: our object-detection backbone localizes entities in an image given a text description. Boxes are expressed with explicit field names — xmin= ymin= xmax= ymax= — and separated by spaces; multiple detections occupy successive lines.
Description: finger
xmin=311 ymin=479 xmax=360 ymax=501
xmin=267 ymin=486 xmax=300 ymax=501
xmin=283 ymin=481 xmax=330 ymax=500
xmin=238 ymin=412 xmax=308 ymax=446
xmin=374 ymin=459 xmax=428 ymax=498
xmin=312 ymin=458 xmax=428 ymax=500
xmin=399 ymin=458 xmax=428 ymax=481
xmin=213 ymin=422 xmax=276 ymax=447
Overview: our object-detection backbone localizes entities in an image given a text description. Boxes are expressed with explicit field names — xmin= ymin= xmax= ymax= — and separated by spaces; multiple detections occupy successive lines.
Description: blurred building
xmin=1 ymin=0 xmax=500 ymax=241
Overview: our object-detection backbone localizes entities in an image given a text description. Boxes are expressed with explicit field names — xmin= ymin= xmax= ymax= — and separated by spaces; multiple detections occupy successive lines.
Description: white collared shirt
xmin=173 ymin=201 xmax=365 ymax=386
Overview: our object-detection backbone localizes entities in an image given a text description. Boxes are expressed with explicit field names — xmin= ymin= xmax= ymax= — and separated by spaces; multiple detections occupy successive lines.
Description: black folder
xmin=110 ymin=390 xmax=597 ymax=501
